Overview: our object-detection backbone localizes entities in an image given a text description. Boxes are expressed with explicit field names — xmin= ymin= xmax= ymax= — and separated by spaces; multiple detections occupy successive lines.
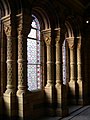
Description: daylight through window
xmin=27 ymin=15 xmax=42 ymax=91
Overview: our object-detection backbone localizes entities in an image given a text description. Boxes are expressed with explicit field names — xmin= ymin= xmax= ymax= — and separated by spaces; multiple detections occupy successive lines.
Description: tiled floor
xmin=40 ymin=106 xmax=90 ymax=120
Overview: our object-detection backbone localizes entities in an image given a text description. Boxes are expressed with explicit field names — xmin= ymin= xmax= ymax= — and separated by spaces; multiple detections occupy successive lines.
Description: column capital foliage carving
xmin=17 ymin=13 xmax=31 ymax=38
xmin=42 ymin=29 xmax=51 ymax=45
xmin=2 ymin=14 xmax=16 ymax=37
xmin=77 ymin=37 xmax=81 ymax=49
xmin=67 ymin=37 xmax=75 ymax=49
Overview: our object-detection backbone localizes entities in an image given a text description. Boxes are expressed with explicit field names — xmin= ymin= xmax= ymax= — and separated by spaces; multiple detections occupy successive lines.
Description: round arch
xmin=0 ymin=0 xmax=11 ymax=16
xmin=65 ymin=16 xmax=82 ymax=38
xmin=31 ymin=0 xmax=59 ymax=30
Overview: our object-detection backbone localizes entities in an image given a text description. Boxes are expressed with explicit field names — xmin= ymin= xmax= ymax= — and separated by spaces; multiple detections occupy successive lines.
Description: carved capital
xmin=4 ymin=25 xmax=11 ymax=37
xmin=42 ymin=29 xmax=51 ymax=45
xmin=17 ymin=13 xmax=31 ymax=38
xmin=77 ymin=37 xmax=81 ymax=49
xmin=67 ymin=37 xmax=75 ymax=49
xmin=55 ymin=28 xmax=60 ymax=44
xmin=45 ymin=36 xmax=51 ymax=45
xmin=2 ymin=14 xmax=16 ymax=37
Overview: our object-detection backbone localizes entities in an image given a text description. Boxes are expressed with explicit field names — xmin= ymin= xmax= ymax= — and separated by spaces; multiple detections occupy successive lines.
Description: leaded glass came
xmin=27 ymin=15 xmax=42 ymax=91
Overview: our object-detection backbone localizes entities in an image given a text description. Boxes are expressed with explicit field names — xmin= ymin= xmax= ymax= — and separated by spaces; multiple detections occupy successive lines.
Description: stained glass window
xmin=27 ymin=15 xmax=42 ymax=91
xmin=62 ymin=40 xmax=67 ymax=85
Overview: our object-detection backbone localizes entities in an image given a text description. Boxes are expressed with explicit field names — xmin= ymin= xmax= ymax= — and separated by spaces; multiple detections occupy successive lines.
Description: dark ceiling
xmin=78 ymin=0 xmax=90 ymax=6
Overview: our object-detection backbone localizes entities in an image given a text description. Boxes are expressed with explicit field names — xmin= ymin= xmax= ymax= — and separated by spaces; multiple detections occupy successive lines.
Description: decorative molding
xmin=2 ymin=14 xmax=16 ymax=37
xmin=4 ymin=25 xmax=11 ymax=37
xmin=45 ymin=36 xmax=51 ymax=45
xmin=42 ymin=29 xmax=51 ymax=45
xmin=55 ymin=28 xmax=60 ymax=44
xmin=17 ymin=13 xmax=31 ymax=38
xmin=66 ymin=37 xmax=75 ymax=49
xmin=77 ymin=37 xmax=81 ymax=49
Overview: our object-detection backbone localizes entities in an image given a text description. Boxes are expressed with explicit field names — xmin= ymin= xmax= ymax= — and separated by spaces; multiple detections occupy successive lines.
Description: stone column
xmin=16 ymin=13 xmax=31 ymax=120
xmin=17 ymin=13 xmax=30 ymax=95
xmin=42 ymin=29 xmax=55 ymax=116
xmin=2 ymin=14 xmax=17 ymax=119
xmin=67 ymin=37 xmax=76 ymax=104
xmin=55 ymin=28 xmax=68 ymax=117
xmin=55 ymin=28 xmax=62 ymax=87
xmin=3 ymin=15 xmax=16 ymax=94
xmin=77 ymin=37 xmax=83 ymax=104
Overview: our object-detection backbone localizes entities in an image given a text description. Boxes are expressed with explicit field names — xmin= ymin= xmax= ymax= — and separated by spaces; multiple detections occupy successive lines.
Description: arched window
xmin=62 ymin=39 xmax=70 ymax=85
xmin=62 ymin=40 xmax=67 ymax=85
xmin=27 ymin=15 xmax=42 ymax=91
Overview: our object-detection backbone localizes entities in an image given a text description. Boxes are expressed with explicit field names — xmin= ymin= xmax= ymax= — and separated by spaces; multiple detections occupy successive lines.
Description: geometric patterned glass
xmin=62 ymin=40 xmax=67 ymax=85
xmin=27 ymin=15 xmax=42 ymax=91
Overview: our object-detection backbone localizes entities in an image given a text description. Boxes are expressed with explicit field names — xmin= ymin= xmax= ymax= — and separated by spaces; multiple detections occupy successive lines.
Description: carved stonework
xmin=18 ymin=62 xmax=25 ymax=85
xmin=4 ymin=25 xmax=11 ymax=37
xmin=2 ymin=15 xmax=16 ymax=94
xmin=45 ymin=36 xmax=51 ymax=45
xmin=7 ymin=63 xmax=13 ymax=85
xmin=42 ymin=29 xmax=51 ymax=46
xmin=55 ymin=28 xmax=60 ymax=44
xmin=2 ymin=14 xmax=16 ymax=37
xmin=67 ymin=37 xmax=75 ymax=49
xmin=17 ymin=13 xmax=31 ymax=94
xmin=17 ymin=13 xmax=31 ymax=38
xmin=77 ymin=37 xmax=81 ymax=49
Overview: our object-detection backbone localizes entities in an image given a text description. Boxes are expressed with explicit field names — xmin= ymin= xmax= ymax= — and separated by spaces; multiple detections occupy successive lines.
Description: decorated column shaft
xmin=77 ymin=37 xmax=82 ymax=82
xmin=2 ymin=14 xmax=17 ymax=119
xmin=77 ymin=37 xmax=83 ymax=104
xmin=42 ymin=29 xmax=55 ymax=116
xmin=55 ymin=28 xmax=68 ymax=117
xmin=17 ymin=13 xmax=30 ymax=95
xmin=2 ymin=15 xmax=16 ymax=94
xmin=67 ymin=37 xmax=76 ymax=104
xmin=55 ymin=28 xmax=62 ymax=87
xmin=67 ymin=37 xmax=75 ymax=82
xmin=16 ymin=13 xmax=31 ymax=120
xmin=42 ymin=29 xmax=53 ymax=87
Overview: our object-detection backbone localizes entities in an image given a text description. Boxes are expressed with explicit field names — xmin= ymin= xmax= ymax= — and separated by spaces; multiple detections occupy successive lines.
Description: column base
xmin=45 ymin=85 xmax=55 ymax=116
xmin=77 ymin=80 xmax=83 ymax=105
xmin=3 ymin=92 xmax=17 ymax=119
xmin=17 ymin=85 xmax=28 ymax=96
xmin=68 ymin=80 xmax=76 ymax=105
xmin=17 ymin=93 xmax=30 ymax=120
xmin=5 ymin=86 xmax=15 ymax=95
xmin=55 ymin=84 xmax=68 ymax=117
